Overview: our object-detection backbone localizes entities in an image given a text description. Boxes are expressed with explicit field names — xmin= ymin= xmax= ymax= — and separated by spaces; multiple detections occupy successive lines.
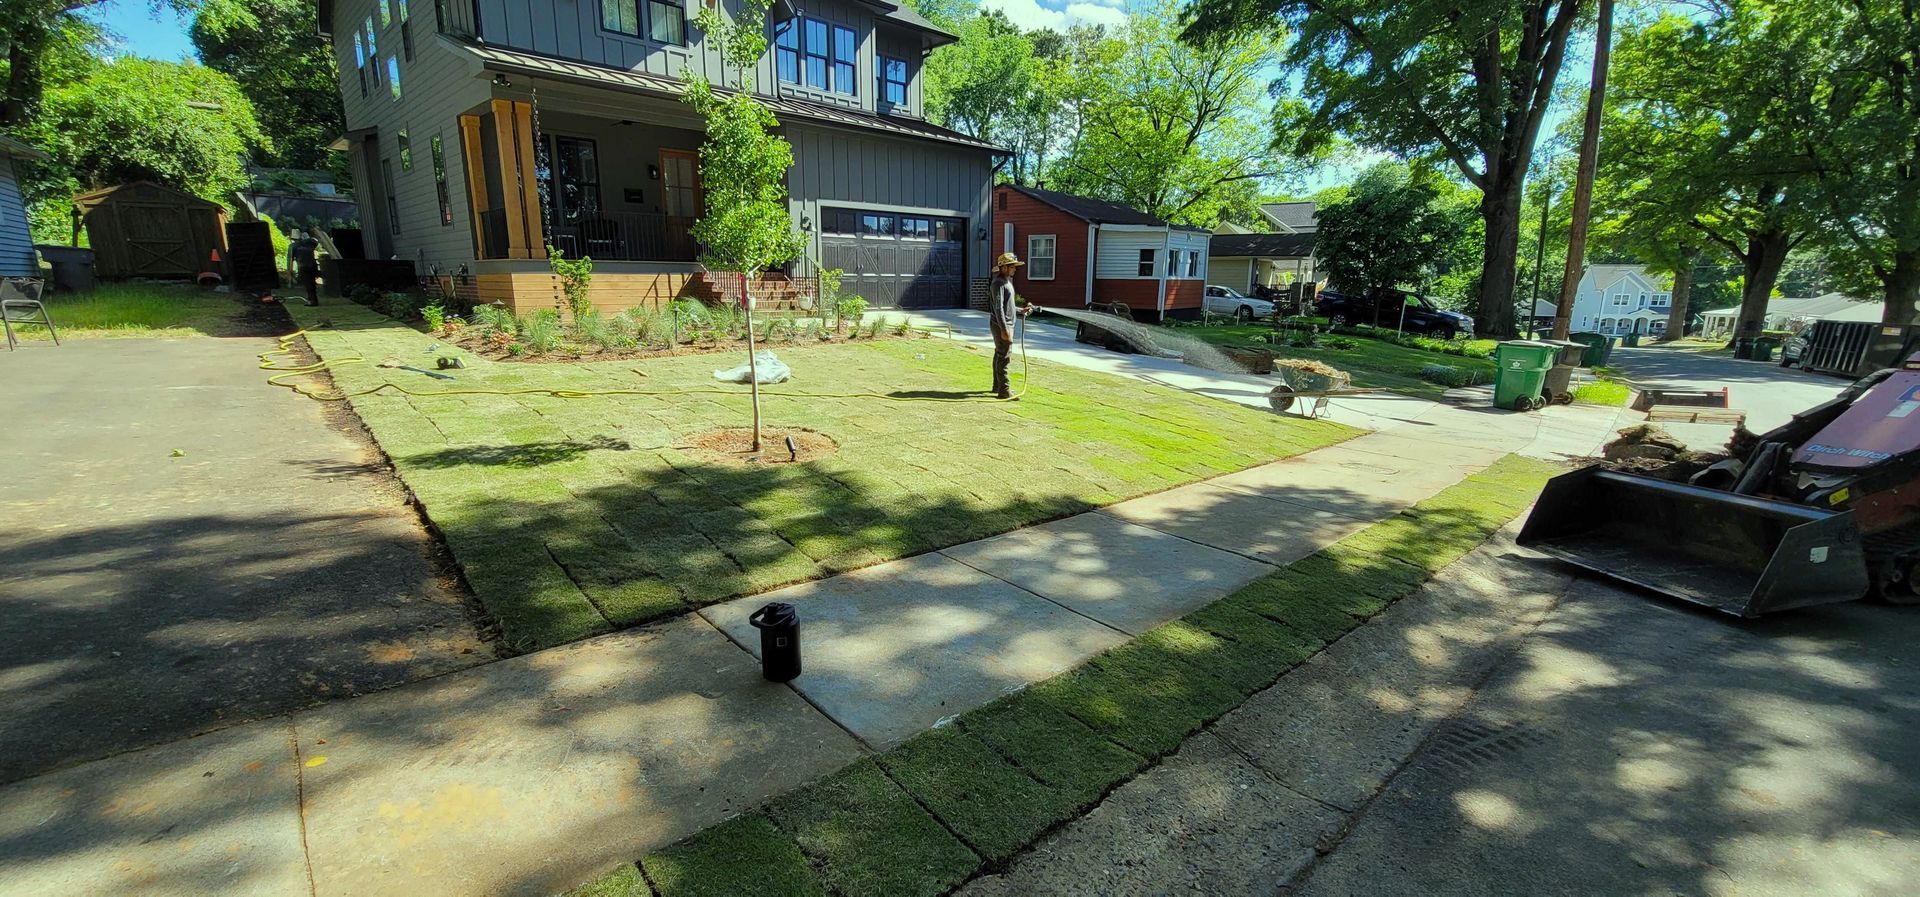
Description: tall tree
xmin=1606 ymin=6 xmax=1822 ymax=343
xmin=190 ymin=0 xmax=344 ymax=170
xmin=1052 ymin=0 xmax=1298 ymax=227
xmin=1550 ymin=0 xmax=1612 ymax=340
xmin=1185 ymin=0 xmax=1589 ymax=337
xmin=2 ymin=1 xmax=198 ymax=126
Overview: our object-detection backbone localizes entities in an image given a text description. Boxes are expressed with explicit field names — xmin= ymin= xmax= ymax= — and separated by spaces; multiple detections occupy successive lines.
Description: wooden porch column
xmin=458 ymin=113 xmax=489 ymax=257
xmin=486 ymin=98 xmax=545 ymax=259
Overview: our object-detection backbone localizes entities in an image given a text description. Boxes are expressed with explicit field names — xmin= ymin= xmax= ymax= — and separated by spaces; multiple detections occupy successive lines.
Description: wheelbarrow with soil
xmin=1267 ymin=359 xmax=1380 ymax=418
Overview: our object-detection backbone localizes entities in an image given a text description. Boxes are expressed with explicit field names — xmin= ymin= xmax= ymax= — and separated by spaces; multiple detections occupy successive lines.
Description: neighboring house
xmin=991 ymin=184 xmax=1210 ymax=320
xmin=1699 ymin=292 xmax=1882 ymax=338
xmin=1213 ymin=200 xmax=1317 ymax=236
xmin=315 ymin=0 xmax=1003 ymax=313
xmin=1206 ymin=232 xmax=1315 ymax=296
xmin=1565 ymin=264 xmax=1675 ymax=338
xmin=0 ymin=135 xmax=47 ymax=278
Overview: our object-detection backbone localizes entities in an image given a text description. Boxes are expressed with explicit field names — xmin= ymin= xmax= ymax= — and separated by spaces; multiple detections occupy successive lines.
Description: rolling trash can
xmin=749 ymin=602 xmax=802 ymax=682
xmin=1568 ymin=332 xmax=1612 ymax=367
xmin=1493 ymin=340 xmax=1557 ymax=412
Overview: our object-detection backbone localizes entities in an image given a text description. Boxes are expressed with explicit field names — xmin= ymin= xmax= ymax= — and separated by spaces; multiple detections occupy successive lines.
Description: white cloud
xmin=980 ymin=0 xmax=1129 ymax=31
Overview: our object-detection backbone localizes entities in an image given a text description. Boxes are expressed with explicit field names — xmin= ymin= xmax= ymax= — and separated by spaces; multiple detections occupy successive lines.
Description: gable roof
xmin=1209 ymin=232 xmax=1316 ymax=259
xmin=868 ymin=0 xmax=956 ymax=41
xmin=1585 ymin=264 xmax=1667 ymax=293
xmin=1002 ymin=184 xmax=1208 ymax=232
xmin=1259 ymin=201 xmax=1317 ymax=232
xmin=1770 ymin=292 xmax=1875 ymax=319
xmin=456 ymin=40 xmax=1004 ymax=153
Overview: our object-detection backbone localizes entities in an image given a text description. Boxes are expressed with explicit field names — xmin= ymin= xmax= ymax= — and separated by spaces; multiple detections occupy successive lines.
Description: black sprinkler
xmin=748 ymin=602 xmax=802 ymax=682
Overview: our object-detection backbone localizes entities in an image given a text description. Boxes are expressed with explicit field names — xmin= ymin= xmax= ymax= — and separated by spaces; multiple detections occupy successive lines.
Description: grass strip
xmin=606 ymin=454 xmax=1561 ymax=897
xmin=565 ymin=863 xmax=652 ymax=897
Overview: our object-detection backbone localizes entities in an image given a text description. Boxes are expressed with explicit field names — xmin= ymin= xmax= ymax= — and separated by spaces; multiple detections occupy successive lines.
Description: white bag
xmin=714 ymin=350 xmax=792 ymax=384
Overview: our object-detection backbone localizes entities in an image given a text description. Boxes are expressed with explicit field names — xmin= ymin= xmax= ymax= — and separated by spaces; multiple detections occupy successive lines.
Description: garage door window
xmin=1028 ymin=235 xmax=1056 ymax=280
xmin=860 ymin=213 xmax=895 ymax=237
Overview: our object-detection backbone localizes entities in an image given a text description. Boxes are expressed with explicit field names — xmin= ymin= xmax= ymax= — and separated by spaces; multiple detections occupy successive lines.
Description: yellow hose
xmin=261 ymin=323 xmax=1030 ymax=403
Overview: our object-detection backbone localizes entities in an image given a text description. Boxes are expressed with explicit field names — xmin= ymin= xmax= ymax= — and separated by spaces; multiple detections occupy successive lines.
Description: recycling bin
xmin=1493 ymin=340 xmax=1558 ymax=411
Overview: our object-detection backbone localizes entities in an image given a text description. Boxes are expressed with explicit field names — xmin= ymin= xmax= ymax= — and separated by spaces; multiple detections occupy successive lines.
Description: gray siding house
xmin=0 ymin=135 xmax=47 ymax=278
xmin=317 ymin=0 xmax=1002 ymax=312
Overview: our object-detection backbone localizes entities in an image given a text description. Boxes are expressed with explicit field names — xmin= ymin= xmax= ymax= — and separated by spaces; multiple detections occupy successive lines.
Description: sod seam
xmin=564 ymin=454 xmax=1561 ymax=897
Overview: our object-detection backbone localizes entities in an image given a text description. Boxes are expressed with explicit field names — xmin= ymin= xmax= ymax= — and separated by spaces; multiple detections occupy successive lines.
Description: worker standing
xmin=288 ymin=229 xmax=321 ymax=306
xmin=990 ymin=251 xmax=1033 ymax=399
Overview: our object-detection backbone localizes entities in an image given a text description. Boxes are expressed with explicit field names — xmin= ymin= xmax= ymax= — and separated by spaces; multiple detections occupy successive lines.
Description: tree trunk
xmin=741 ymin=275 xmax=762 ymax=453
xmin=1734 ymin=230 xmax=1790 ymax=341
xmin=1476 ymin=174 xmax=1527 ymax=338
xmin=1551 ymin=0 xmax=1613 ymax=341
xmin=1662 ymin=250 xmax=1695 ymax=341
xmin=3 ymin=32 xmax=42 ymax=127
xmin=1879 ymin=246 xmax=1920 ymax=328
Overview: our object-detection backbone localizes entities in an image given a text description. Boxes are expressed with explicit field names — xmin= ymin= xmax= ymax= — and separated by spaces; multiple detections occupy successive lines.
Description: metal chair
xmin=2 ymin=277 xmax=58 ymax=350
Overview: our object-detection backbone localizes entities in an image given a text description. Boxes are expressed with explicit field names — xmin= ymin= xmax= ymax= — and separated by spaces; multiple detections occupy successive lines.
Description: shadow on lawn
xmin=406 ymin=436 xmax=634 ymax=469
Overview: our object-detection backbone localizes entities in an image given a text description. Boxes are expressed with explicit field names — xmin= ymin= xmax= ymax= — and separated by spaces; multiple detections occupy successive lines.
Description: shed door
xmin=118 ymin=202 xmax=198 ymax=276
xmin=817 ymin=207 xmax=964 ymax=309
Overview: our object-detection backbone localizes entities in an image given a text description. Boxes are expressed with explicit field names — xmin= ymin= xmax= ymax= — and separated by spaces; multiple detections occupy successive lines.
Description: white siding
xmin=1209 ymin=257 xmax=1251 ymax=293
xmin=333 ymin=0 xmax=494 ymax=270
xmin=1095 ymin=229 xmax=1166 ymax=279
xmin=1171 ymin=230 xmax=1208 ymax=280
xmin=0 ymin=155 xmax=34 ymax=277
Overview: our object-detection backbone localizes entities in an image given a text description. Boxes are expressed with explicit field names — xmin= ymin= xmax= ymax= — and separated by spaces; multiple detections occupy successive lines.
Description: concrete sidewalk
xmin=961 ymin=531 xmax=1920 ymax=896
xmin=0 ymin=366 xmax=1629 ymax=897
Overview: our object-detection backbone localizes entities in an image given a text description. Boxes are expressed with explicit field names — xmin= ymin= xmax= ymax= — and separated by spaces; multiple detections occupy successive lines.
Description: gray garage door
xmin=817 ymin=207 xmax=966 ymax=309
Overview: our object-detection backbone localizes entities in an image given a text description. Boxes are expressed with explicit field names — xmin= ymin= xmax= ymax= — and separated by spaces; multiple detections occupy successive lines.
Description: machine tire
xmin=1513 ymin=395 xmax=1534 ymax=412
xmin=1329 ymin=314 xmax=1348 ymax=328
xmin=1530 ymin=395 xmax=1548 ymax=411
xmin=1433 ymin=327 xmax=1457 ymax=340
xmin=1268 ymin=384 xmax=1297 ymax=414
xmin=1236 ymin=306 xmax=1254 ymax=323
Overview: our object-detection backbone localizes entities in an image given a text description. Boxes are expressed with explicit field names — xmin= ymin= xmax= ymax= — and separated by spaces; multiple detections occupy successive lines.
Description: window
xmin=430 ymin=134 xmax=451 ymax=226
xmin=365 ymin=15 xmax=376 ymax=55
xmin=1610 ymin=292 xmax=1630 ymax=308
xmin=881 ymin=57 xmax=907 ymax=105
xmin=1137 ymin=248 xmax=1155 ymax=277
xmin=775 ymin=21 xmax=799 ymax=82
xmin=1652 ymin=292 xmax=1671 ymax=307
xmin=860 ymin=213 xmax=895 ymax=236
xmin=541 ymin=135 xmax=601 ymax=224
xmin=398 ymin=0 xmax=414 ymax=61
xmin=353 ymin=34 xmax=367 ymax=97
xmin=382 ymin=157 xmax=401 ymax=236
xmin=832 ymin=25 xmax=856 ymax=95
xmin=387 ymin=56 xmax=402 ymax=100
xmin=1186 ymin=250 xmax=1199 ymax=278
xmin=1028 ymin=235 xmax=1056 ymax=280
xmin=398 ymin=128 xmax=412 ymax=169
xmin=379 ymin=0 xmax=391 ymax=27
xmin=900 ymin=217 xmax=930 ymax=239
xmin=649 ymin=0 xmax=684 ymax=44
xmin=603 ymin=0 xmax=640 ymax=36
xmin=803 ymin=19 xmax=829 ymax=89
xmin=1167 ymin=249 xmax=1181 ymax=278
xmin=779 ymin=18 xmax=855 ymax=93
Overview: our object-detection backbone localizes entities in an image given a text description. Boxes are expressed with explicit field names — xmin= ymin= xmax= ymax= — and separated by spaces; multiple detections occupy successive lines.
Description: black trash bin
xmin=749 ymin=602 xmax=802 ymax=682
xmin=34 ymin=245 xmax=95 ymax=293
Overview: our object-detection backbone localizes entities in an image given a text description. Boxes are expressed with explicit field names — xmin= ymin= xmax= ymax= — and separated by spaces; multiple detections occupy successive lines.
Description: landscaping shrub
xmin=835 ymin=294 xmax=868 ymax=331
xmin=1417 ymin=363 xmax=1480 ymax=388
xmin=1324 ymin=335 xmax=1360 ymax=350
xmin=420 ymin=302 xmax=446 ymax=332
xmin=521 ymin=309 xmax=562 ymax=353
xmin=375 ymin=290 xmax=421 ymax=321
xmin=548 ymin=247 xmax=595 ymax=320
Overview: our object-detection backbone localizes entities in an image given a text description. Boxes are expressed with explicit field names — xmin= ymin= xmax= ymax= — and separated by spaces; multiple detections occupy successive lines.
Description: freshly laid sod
xmin=571 ymin=455 xmax=1561 ymax=897
xmin=639 ymin=815 xmax=820 ymax=897
xmin=16 ymin=282 xmax=259 ymax=339
xmin=288 ymin=301 xmax=1356 ymax=649
xmin=1177 ymin=322 xmax=1499 ymax=399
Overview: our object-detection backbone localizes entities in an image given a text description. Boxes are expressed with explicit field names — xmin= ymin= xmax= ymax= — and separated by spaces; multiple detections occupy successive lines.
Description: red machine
xmin=1520 ymin=354 xmax=1920 ymax=616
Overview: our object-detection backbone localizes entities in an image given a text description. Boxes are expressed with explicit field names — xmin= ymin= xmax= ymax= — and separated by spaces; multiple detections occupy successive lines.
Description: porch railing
xmin=478 ymin=210 xmax=699 ymax=262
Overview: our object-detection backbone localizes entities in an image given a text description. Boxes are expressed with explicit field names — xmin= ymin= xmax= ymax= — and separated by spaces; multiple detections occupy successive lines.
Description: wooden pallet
xmin=1647 ymin=405 xmax=1747 ymax=425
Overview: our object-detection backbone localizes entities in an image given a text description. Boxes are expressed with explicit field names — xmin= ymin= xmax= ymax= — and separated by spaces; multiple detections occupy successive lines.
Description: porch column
xmin=458 ymin=113 xmax=488 ymax=256
xmin=488 ymin=98 xmax=545 ymax=259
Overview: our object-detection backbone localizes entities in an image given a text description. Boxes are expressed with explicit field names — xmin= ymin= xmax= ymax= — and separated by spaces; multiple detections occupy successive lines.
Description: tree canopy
xmin=1315 ymin=160 xmax=1475 ymax=306
xmin=190 ymin=0 xmax=344 ymax=170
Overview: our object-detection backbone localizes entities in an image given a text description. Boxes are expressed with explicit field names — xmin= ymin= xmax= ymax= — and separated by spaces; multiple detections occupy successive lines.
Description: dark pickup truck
xmin=1315 ymin=289 xmax=1475 ymax=339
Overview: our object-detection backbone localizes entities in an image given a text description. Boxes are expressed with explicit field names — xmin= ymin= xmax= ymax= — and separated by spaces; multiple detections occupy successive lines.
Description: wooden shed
xmin=74 ymin=182 xmax=228 ymax=280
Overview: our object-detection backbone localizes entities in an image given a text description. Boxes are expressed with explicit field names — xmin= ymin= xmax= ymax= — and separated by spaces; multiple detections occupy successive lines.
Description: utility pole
xmin=1552 ymin=0 xmax=1614 ymax=342
xmin=1530 ymin=164 xmax=1557 ymax=336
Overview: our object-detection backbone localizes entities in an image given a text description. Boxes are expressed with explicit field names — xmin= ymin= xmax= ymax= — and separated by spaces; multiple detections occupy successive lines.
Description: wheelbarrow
xmin=1267 ymin=364 xmax=1380 ymax=418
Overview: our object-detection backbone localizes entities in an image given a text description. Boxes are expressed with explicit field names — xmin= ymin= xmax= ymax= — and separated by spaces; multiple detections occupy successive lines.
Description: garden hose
xmin=261 ymin=322 xmax=1030 ymax=403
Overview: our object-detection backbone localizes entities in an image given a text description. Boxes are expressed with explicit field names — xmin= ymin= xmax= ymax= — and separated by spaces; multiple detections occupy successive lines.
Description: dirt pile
xmin=1599 ymin=424 xmax=1727 ymax=481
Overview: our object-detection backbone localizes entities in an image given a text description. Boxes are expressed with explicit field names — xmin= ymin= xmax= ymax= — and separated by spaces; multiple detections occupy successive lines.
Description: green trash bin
xmin=1568 ymin=332 xmax=1613 ymax=367
xmin=1623 ymin=332 xmax=1642 ymax=348
xmin=1752 ymin=336 xmax=1780 ymax=362
xmin=1493 ymin=340 xmax=1558 ymax=411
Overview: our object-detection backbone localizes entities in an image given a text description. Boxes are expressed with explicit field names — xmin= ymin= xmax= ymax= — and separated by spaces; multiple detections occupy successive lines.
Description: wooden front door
xmin=659 ymin=148 xmax=700 ymax=260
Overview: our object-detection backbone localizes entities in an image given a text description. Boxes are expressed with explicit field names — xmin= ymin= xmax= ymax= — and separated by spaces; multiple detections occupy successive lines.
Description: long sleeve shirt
xmin=990 ymin=276 xmax=1018 ymax=331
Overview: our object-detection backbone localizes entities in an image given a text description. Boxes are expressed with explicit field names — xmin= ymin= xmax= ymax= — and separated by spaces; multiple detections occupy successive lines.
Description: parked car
xmin=1202 ymin=285 xmax=1278 ymax=322
xmin=1781 ymin=332 xmax=1809 ymax=367
xmin=1315 ymin=289 xmax=1474 ymax=338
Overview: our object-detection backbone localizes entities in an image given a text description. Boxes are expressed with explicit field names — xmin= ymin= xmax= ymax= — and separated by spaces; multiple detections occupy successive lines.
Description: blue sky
xmin=82 ymin=0 xmax=200 ymax=61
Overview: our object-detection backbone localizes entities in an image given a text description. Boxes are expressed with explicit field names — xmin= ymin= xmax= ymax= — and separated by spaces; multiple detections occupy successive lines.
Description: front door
xmin=660 ymin=149 xmax=700 ymax=259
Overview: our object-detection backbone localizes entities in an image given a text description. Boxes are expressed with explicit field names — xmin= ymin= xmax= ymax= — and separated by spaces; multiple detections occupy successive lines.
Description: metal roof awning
xmin=455 ymin=40 xmax=1005 ymax=154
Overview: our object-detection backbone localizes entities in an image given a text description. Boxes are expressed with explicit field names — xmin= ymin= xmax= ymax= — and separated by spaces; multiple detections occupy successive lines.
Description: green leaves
xmin=680 ymin=79 xmax=804 ymax=276
xmin=1316 ymin=161 xmax=1475 ymax=298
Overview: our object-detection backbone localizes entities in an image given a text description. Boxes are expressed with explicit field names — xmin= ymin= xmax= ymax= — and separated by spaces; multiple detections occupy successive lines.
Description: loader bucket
xmin=1517 ymin=468 xmax=1871 ymax=617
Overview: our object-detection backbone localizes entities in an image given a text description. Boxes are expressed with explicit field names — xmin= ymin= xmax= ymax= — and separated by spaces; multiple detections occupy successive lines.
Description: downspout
xmin=1084 ymin=222 xmax=1095 ymax=307
xmin=1159 ymin=229 xmax=1171 ymax=315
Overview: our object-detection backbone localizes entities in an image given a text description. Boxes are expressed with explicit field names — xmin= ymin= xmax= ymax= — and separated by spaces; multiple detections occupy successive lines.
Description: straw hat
xmin=994 ymin=252 xmax=1025 ymax=269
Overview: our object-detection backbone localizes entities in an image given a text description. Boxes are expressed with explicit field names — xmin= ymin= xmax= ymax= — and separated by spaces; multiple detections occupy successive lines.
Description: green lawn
xmin=12 ymin=282 xmax=256 ymax=340
xmin=291 ymin=302 xmax=1356 ymax=651
xmin=1176 ymin=323 xmax=1499 ymax=399
xmin=572 ymin=455 xmax=1562 ymax=897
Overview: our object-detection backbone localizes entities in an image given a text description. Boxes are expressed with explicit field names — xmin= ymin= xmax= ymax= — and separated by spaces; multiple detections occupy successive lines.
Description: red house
xmin=993 ymin=185 xmax=1213 ymax=321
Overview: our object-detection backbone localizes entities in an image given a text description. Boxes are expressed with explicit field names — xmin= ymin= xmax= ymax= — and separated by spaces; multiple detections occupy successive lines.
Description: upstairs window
xmin=649 ymin=0 xmax=685 ymax=44
xmin=881 ymin=57 xmax=907 ymax=105
xmin=430 ymin=134 xmax=452 ymax=226
xmin=387 ymin=56 xmax=402 ymax=101
xmin=603 ymin=0 xmax=641 ymax=37
xmin=778 ymin=18 xmax=856 ymax=94
xmin=398 ymin=128 xmax=412 ymax=169
xmin=365 ymin=15 xmax=377 ymax=55
xmin=353 ymin=33 xmax=368 ymax=97
xmin=831 ymin=25 xmax=856 ymax=95
xmin=378 ymin=0 xmax=391 ymax=27
xmin=398 ymin=0 xmax=414 ymax=61
xmin=1137 ymin=248 xmax=1155 ymax=277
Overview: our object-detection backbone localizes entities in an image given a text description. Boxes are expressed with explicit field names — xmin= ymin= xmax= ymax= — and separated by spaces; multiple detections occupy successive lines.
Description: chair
xmin=1 ymin=277 xmax=57 ymax=350
xmin=578 ymin=217 xmax=625 ymax=260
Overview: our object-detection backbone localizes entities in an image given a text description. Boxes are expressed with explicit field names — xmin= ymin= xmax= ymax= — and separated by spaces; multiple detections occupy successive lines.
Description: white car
xmin=1202 ymin=285 xmax=1278 ymax=322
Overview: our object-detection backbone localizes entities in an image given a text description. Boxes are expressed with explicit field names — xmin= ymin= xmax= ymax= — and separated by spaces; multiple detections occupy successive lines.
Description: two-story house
xmin=1565 ymin=264 xmax=1674 ymax=338
xmin=316 ymin=0 xmax=1003 ymax=313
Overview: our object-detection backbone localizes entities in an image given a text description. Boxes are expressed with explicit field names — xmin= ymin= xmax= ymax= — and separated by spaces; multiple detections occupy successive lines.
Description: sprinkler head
xmin=785 ymin=435 xmax=799 ymax=462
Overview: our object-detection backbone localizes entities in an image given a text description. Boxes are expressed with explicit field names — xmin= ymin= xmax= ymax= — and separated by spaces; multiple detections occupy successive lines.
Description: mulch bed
xmin=680 ymin=427 xmax=841 ymax=465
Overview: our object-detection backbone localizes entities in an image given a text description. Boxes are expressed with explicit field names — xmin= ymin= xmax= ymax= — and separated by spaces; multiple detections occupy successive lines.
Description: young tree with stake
xmin=683 ymin=0 xmax=805 ymax=453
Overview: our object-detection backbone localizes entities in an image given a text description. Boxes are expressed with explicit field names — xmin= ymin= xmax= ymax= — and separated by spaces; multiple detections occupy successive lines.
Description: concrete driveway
xmin=1609 ymin=343 xmax=1848 ymax=431
xmin=0 ymin=336 xmax=488 ymax=785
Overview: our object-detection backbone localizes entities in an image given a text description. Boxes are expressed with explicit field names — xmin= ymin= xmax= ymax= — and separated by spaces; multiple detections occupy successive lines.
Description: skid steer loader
xmin=1519 ymin=354 xmax=1920 ymax=617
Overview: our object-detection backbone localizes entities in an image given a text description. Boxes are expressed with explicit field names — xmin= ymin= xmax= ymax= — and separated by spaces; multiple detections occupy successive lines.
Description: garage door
xmin=817 ymin=208 xmax=966 ymax=309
